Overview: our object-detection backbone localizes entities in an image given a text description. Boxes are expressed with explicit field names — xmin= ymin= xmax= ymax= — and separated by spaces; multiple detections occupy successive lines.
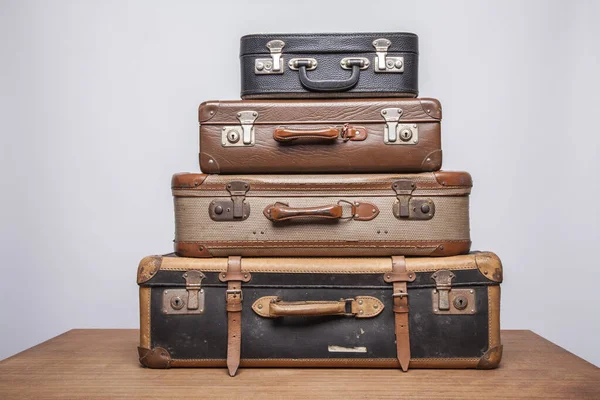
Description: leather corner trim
xmin=432 ymin=171 xmax=473 ymax=187
xmin=419 ymin=98 xmax=442 ymax=120
xmin=200 ymin=152 xmax=220 ymax=174
xmin=429 ymin=241 xmax=471 ymax=256
xmin=420 ymin=149 xmax=442 ymax=171
xmin=477 ymin=345 xmax=503 ymax=369
xmin=138 ymin=347 xmax=171 ymax=369
xmin=137 ymin=256 xmax=162 ymax=284
xmin=475 ymin=252 xmax=503 ymax=282
xmin=175 ymin=242 xmax=212 ymax=257
xmin=198 ymin=101 xmax=219 ymax=122
xmin=171 ymin=173 xmax=208 ymax=189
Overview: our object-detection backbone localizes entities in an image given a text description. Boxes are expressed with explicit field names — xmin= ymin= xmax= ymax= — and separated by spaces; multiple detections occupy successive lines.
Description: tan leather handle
xmin=252 ymin=296 xmax=384 ymax=318
xmin=273 ymin=125 xmax=367 ymax=142
xmin=263 ymin=201 xmax=380 ymax=222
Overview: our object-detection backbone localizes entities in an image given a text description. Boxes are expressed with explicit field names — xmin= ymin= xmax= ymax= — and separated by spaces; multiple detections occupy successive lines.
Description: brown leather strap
xmin=219 ymin=256 xmax=248 ymax=376
xmin=389 ymin=256 xmax=413 ymax=372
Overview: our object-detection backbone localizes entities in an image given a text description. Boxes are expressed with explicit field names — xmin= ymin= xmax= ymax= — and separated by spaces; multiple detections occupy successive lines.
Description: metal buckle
xmin=226 ymin=289 xmax=243 ymax=301
xmin=255 ymin=40 xmax=285 ymax=74
xmin=373 ymin=38 xmax=404 ymax=73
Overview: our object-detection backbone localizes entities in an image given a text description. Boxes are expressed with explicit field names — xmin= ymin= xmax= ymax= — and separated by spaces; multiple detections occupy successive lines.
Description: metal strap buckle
xmin=226 ymin=289 xmax=243 ymax=301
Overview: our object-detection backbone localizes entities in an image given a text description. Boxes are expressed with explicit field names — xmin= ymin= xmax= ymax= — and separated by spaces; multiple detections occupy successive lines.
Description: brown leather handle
xmin=273 ymin=127 xmax=339 ymax=141
xmin=263 ymin=201 xmax=380 ymax=222
xmin=252 ymin=296 xmax=384 ymax=318
xmin=273 ymin=125 xmax=367 ymax=142
xmin=264 ymin=202 xmax=342 ymax=221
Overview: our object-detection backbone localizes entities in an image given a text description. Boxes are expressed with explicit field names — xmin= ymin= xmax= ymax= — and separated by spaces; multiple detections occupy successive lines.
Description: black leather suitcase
xmin=240 ymin=32 xmax=419 ymax=99
xmin=137 ymin=252 xmax=503 ymax=376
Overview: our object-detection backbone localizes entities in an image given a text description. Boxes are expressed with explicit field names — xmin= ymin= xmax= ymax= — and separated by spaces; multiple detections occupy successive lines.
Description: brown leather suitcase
xmin=199 ymin=98 xmax=442 ymax=174
xmin=172 ymin=171 xmax=471 ymax=257
xmin=137 ymin=252 xmax=502 ymax=376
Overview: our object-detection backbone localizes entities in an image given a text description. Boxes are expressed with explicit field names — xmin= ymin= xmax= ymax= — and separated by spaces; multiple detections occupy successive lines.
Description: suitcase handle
xmin=297 ymin=59 xmax=362 ymax=92
xmin=273 ymin=125 xmax=367 ymax=142
xmin=252 ymin=296 xmax=385 ymax=319
xmin=263 ymin=201 xmax=379 ymax=222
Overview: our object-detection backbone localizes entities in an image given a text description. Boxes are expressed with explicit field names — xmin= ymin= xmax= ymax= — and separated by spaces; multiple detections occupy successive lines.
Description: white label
xmin=327 ymin=345 xmax=367 ymax=353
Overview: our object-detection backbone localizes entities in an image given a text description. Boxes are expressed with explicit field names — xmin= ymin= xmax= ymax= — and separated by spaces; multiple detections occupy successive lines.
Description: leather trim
xmin=137 ymin=256 xmax=162 ymax=284
xmin=152 ymin=253 xmax=489 ymax=274
xmin=429 ymin=241 xmax=472 ymax=256
xmin=199 ymin=152 xmax=220 ymax=174
xmin=420 ymin=149 xmax=443 ymax=171
xmin=419 ymin=98 xmax=442 ymax=120
xmin=198 ymin=101 xmax=219 ymax=122
xmin=139 ymin=287 xmax=151 ymax=348
xmin=168 ymin=357 xmax=480 ymax=368
xmin=433 ymin=171 xmax=473 ymax=187
xmin=171 ymin=173 xmax=208 ymax=189
xmin=477 ymin=345 xmax=503 ymax=369
xmin=475 ymin=252 xmax=503 ymax=282
xmin=138 ymin=347 xmax=171 ymax=369
xmin=175 ymin=242 xmax=212 ymax=257
xmin=488 ymin=286 xmax=502 ymax=350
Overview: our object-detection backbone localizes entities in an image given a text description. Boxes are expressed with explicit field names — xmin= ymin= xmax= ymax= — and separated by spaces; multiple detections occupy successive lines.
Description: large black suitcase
xmin=240 ymin=32 xmax=419 ymax=99
xmin=137 ymin=252 xmax=503 ymax=376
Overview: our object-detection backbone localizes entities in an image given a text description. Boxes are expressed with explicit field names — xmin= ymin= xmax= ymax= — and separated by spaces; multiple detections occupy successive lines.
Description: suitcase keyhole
xmin=399 ymin=128 xmax=412 ymax=141
xmin=453 ymin=295 xmax=468 ymax=310
xmin=171 ymin=296 xmax=185 ymax=310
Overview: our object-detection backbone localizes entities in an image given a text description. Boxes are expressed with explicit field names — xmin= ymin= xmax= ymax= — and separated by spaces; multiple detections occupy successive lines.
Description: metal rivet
xmin=386 ymin=59 xmax=394 ymax=68
xmin=386 ymin=275 xmax=390 ymax=279
xmin=355 ymin=202 xmax=360 ymax=206
xmin=199 ymin=246 xmax=204 ymax=251
xmin=373 ymin=304 xmax=378 ymax=309
xmin=244 ymin=274 xmax=248 ymax=278
xmin=434 ymin=309 xmax=438 ymax=312
xmin=183 ymin=273 xmax=188 ymax=277
xmin=359 ymin=310 xmax=364 ymax=314
xmin=165 ymin=291 xmax=168 ymax=294
xmin=395 ymin=60 xmax=403 ymax=68
xmin=413 ymin=124 xmax=417 ymax=128
xmin=214 ymin=205 xmax=223 ymax=215
xmin=256 ymin=62 xmax=264 ymax=71
xmin=439 ymin=245 xmax=444 ymax=250
xmin=257 ymin=304 xmax=263 ymax=309
xmin=426 ymin=109 xmax=431 ymax=113
xmin=421 ymin=204 xmax=430 ymax=214
xmin=372 ymin=209 xmax=376 ymax=213
xmin=382 ymin=110 xmax=387 ymax=115
xmin=470 ymin=290 xmax=474 ymax=294
xmin=253 ymin=112 xmax=257 ymax=117
xmin=484 ymin=270 xmax=489 ymax=275
xmin=208 ymin=159 xmax=214 ymax=164
xmin=222 ymin=273 xmax=226 ymax=278
xmin=358 ymin=300 xmax=363 ymax=305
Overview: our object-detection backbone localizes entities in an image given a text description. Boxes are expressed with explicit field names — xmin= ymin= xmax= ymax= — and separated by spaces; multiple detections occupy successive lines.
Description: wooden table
xmin=0 ymin=330 xmax=598 ymax=399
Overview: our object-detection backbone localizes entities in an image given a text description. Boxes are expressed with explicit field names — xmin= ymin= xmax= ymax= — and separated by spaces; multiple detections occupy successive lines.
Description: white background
xmin=1 ymin=0 xmax=598 ymax=366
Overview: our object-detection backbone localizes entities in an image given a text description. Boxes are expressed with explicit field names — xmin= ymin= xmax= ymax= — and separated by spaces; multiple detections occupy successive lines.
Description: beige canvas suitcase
xmin=172 ymin=171 xmax=472 ymax=257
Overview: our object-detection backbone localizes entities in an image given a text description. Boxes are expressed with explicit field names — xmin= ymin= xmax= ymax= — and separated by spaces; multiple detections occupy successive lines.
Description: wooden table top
xmin=0 ymin=329 xmax=598 ymax=399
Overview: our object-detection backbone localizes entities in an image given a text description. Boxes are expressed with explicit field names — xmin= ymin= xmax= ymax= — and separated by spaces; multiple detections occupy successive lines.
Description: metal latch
xmin=373 ymin=38 xmax=404 ymax=73
xmin=431 ymin=270 xmax=476 ymax=315
xmin=255 ymin=40 xmax=285 ymax=74
xmin=221 ymin=111 xmax=258 ymax=147
xmin=162 ymin=271 xmax=206 ymax=315
xmin=392 ymin=180 xmax=434 ymax=220
xmin=381 ymin=108 xmax=418 ymax=145
xmin=209 ymin=181 xmax=250 ymax=221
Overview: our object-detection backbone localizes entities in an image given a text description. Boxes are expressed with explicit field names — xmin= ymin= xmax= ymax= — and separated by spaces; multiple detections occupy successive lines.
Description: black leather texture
xmin=240 ymin=33 xmax=418 ymax=98
xmin=146 ymin=268 xmax=493 ymax=361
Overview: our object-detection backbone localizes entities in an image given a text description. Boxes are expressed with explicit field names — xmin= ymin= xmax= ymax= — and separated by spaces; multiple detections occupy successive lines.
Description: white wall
xmin=1 ymin=0 xmax=598 ymax=366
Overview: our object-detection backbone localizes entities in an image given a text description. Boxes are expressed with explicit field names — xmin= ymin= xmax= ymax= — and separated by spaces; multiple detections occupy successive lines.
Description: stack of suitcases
xmin=137 ymin=32 xmax=504 ymax=376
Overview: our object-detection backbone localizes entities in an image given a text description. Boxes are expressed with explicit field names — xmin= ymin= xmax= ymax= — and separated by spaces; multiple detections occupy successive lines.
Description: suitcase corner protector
xmin=138 ymin=346 xmax=171 ymax=369
xmin=137 ymin=256 xmax=163 ymax=284
xmin=477 ymin=345 xmax=503 ymax=369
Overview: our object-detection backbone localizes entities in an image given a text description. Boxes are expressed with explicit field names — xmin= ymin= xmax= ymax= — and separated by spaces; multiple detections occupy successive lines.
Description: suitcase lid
xmin=240 ymin=32 xmax=419 ymax=56
xmin=138 ymin=252 xmax=502 ymax=288
xmin=171 ymin=171 xmax=472 ymax=195
xmin=198 ymin=98 xmax=441 ymax=124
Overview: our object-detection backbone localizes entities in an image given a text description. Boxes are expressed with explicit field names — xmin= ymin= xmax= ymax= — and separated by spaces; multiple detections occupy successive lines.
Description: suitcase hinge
xmin=381 ymin=108 xmax=418 ymax=145
xmin=162 ymin=271 xmax=206 ymax=315
xmin=255 ymin=40 xmax=285 ymax=74
xmin=431 ymin=270 xmax=476 ymax=315
xmin=373 ymin=38 xmax=404 ymax=73
xmin=392 ymin=180 xmax=435 ymax=220
xmin=209 ymin=181 xmax=251 ymax=221
xmin=221 ymin=111 xmax=258 ymax=147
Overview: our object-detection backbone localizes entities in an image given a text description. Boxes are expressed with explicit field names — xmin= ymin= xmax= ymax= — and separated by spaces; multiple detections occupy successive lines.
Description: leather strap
xmin=388 ymin=256 xmax=414 ymax=372
xmin=219 ymin=256 xmax=249 ymax=376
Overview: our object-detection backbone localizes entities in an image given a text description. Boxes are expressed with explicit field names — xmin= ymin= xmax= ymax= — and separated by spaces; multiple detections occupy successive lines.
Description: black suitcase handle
xmin=297 ymin=59 xmax=363 ymax=92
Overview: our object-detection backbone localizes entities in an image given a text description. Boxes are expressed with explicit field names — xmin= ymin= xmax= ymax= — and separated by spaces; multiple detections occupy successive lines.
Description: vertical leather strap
xmin=384 ymin=256 xmax=416 ymax=372
xmin=219 ymin=256 xmax=249 ymax=376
